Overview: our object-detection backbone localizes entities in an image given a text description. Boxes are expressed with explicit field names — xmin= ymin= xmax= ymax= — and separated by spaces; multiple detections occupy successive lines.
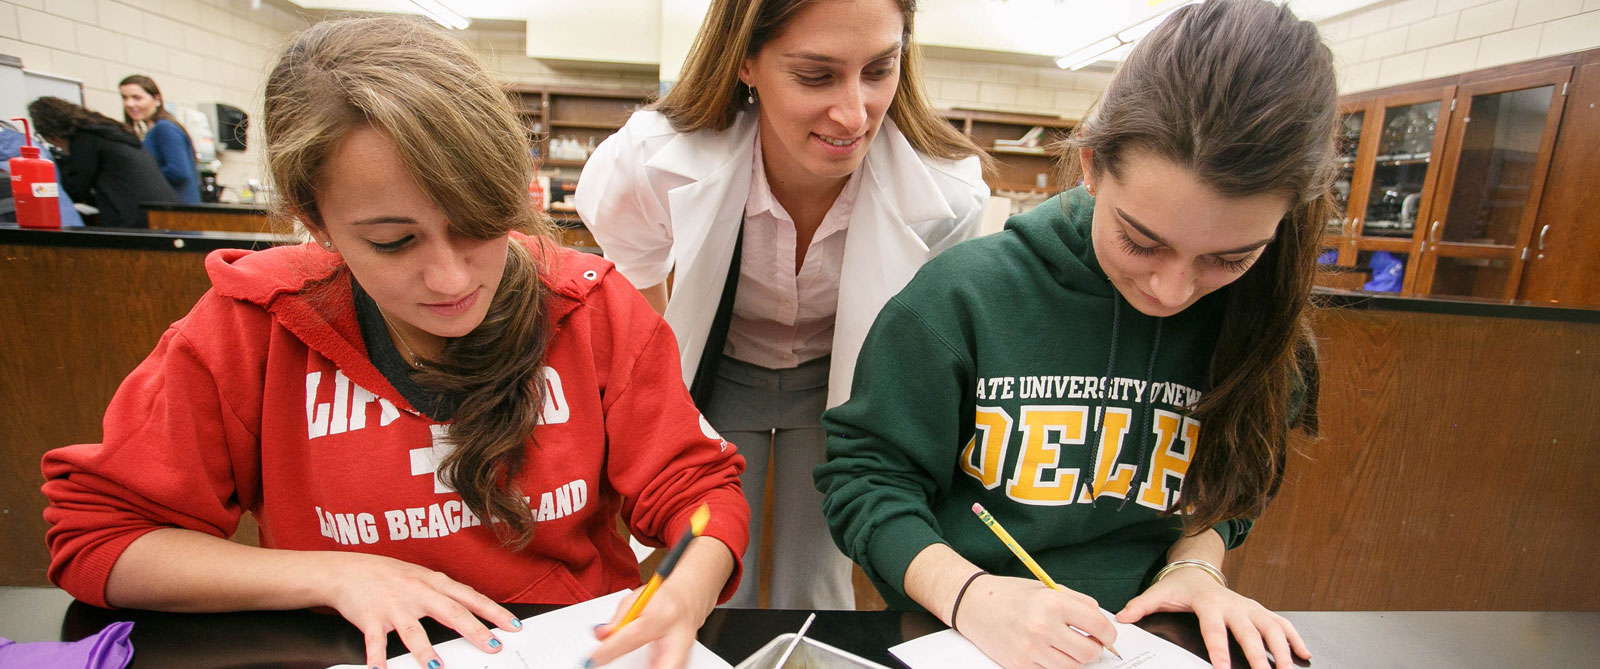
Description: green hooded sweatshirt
xmin=816 ymin=187 xmax=1252 ymax=612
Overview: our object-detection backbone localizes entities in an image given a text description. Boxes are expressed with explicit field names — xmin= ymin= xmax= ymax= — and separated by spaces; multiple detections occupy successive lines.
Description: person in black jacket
xmin=27 ymin=96 xmax=178 ymax=228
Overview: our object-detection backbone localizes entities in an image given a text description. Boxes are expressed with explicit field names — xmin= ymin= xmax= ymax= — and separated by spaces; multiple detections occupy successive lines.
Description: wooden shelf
xmin=942 ymin=108 xmax=1076 ymax=128
xmin=992 ymin=145 xmax=1049 ymax=156
xmin=541 ymin=158 xmax=586 ymax=168
xmin=1353 ymin=237 xmax=1415 ymax=253
xmin=548 ymin=120 xmax=624 ymax=130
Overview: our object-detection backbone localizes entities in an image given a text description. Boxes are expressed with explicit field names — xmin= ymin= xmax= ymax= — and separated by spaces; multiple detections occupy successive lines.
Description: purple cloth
xmin=0 ymin=620 xmax=134 ymax=669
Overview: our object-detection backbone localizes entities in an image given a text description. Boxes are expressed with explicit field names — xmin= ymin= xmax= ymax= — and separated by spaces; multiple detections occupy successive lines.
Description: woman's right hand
xmin=955 ymin=575 xmax=1118 ymax=669
xmin=316 ymin=551 xmax=523 ymax=669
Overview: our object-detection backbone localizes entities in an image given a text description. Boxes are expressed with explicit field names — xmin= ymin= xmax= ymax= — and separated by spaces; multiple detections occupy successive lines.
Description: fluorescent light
xmin=1056 ymin=1 xmax=1204 ymax=70
xmin=410 ymin=0 xmax=470 ymax=30
xmin=1117 ymin=1 xmax=1201 ymax=43
xmin=1055 ymin=36 xmax=1122 ymax=70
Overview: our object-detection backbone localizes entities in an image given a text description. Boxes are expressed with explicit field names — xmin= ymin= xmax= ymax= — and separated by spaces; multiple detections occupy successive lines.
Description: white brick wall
xmin=922 ymin=56 xmax=1100 ymax=120
xmin=1321 ymin=0 xmax=1600 ymax=94
xmin=0 ymin=2 xmax=660 ymax=187
xmin=1 ymin=0 xmax=308 ymax=187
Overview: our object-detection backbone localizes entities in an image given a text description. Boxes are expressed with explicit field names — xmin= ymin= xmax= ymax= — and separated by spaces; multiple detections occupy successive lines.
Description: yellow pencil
xmin=971 ymin=502 xmax=1121 ymax=660
xmin=613 ymin=504 xmax=710 ymax=630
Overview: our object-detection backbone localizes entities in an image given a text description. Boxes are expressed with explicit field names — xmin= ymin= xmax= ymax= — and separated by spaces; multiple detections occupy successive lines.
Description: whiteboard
xmin=24 ymin=70 xmax=85 ymax=108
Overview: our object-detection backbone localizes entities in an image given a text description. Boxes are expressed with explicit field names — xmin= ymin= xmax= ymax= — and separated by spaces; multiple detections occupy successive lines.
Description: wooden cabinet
xmin=505 ymin=84 xmax=653 ymax=169
xmin=1417 ymin=68 xmax=1570 ymax=299
xmin=942 ymin=109 xmax=1074 ymax=194
xmin=1516 ymin=62 xmax=1600 ymax=307
xmin=1325 ymin=48 xmax=1600 ymax=307
xmin=503 ymin=84 xmax=654 ymax=225
xmin=1324 ymin=87 xmax=1455 ymax=292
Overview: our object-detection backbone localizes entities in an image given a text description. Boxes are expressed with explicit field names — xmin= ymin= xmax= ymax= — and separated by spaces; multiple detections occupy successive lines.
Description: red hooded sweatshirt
xmin=41 ymin=238 xmax=748 ymax=608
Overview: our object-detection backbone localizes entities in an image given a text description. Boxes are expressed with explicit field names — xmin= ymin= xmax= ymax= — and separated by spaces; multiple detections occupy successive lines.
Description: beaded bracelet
xmin=950 ymin=570 xmax=988 ymax=633
xmin=1153 ymin=559 xmax=1227 ymax=589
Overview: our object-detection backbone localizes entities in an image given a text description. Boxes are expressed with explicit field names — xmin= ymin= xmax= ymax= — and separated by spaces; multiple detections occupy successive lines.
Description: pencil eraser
xmin=972 ymin=502 xmax=985 ymax=514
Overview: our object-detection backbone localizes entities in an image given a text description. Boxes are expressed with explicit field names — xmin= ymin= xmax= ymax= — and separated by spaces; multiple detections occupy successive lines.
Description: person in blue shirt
xmin=120 ymin=75 xmax=201 ymax=204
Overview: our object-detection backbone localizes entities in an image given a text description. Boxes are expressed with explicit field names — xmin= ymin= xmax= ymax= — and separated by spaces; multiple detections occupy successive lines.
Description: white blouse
xmin=724 ymin=131 xmax=863 ymax=369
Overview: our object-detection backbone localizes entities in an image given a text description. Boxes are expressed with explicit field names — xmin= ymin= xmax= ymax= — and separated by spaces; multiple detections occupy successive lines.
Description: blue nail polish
xmin=511 ymin=618 xmax=523 ymax=629
xmin=582 ymin=659 xmax=595 ymax=669
xmin=489 ymin=638 xmax=501 ymax=649
xmin=427 ymin=660 xmax=440 ymax=669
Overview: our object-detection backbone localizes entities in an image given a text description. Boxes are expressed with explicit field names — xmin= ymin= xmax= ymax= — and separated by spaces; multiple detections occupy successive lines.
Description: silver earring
xmin=322 ymin=241 xmax=332 ymax=249
xmin=747 ymin=86 xmax=757 ymax=105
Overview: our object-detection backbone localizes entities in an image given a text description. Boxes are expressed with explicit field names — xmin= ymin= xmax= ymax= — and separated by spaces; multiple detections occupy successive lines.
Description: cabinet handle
xmin=1428 ymin=220 xmax=1441 ymax=251
xmin=1537 ymin=224 xmax=1550 ymax=251
xmin=1351 ymin=217 xmax=1361 ymax=237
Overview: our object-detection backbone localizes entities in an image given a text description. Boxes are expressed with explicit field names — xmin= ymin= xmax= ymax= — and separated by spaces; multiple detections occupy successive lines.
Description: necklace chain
xmin=376 ymin=307 xmax=426 ymax=370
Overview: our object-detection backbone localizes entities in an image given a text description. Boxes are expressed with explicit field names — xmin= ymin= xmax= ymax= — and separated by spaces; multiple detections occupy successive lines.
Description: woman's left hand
xmin=1115 ymin=567 xmax=1310 ymax=669
xmin=587 ymin=572 xmax=720 ymax=669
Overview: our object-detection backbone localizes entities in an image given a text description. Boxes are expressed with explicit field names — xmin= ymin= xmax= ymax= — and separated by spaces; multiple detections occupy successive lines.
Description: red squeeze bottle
xmin=9 ymin=117 xmax=62 ymax=229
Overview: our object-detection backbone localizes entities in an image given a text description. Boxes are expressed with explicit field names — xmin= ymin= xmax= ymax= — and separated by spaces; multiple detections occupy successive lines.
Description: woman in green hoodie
xmin=815 ymin=1 xmax=1331 ymax=668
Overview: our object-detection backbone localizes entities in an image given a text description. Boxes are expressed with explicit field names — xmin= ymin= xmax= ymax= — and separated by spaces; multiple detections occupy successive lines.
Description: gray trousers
xmin=706 ymin=355 xmax=855 ymax=610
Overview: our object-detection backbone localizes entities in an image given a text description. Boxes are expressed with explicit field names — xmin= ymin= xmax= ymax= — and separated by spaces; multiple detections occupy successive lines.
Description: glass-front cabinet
xmin=1321 ymin=68 xmax=1571 ymax=298
xmin=1414 ymin=68 xmax=1572 ymax=299
xmin=1322 ymin=88 xmax=1453 ymax=293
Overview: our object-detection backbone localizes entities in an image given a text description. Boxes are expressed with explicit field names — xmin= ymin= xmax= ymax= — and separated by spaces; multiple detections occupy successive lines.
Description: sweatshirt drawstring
xmin=1117 ymin=319 xmax=1162 ymax=512
xmin=1088 ymin=289 xmax=1165 ymax=511
xmin=1087 ymin=292 xmax=1120 ymax=506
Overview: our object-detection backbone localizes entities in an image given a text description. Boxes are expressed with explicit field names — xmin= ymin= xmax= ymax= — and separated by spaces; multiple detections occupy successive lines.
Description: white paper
xmin=328 ymin=589 xmax=733 ymax=669
xmin=889 ymin=610 xmax=1210 ymax=669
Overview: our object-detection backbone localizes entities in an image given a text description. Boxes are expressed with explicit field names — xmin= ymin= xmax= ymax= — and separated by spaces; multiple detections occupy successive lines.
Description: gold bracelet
xmin=1153 ymin=559 xmax=1227 ymax=589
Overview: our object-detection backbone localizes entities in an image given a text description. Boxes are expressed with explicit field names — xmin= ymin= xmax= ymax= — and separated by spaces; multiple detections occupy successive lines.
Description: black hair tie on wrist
xmin=951 ymin=570 xmax=988 ymax=633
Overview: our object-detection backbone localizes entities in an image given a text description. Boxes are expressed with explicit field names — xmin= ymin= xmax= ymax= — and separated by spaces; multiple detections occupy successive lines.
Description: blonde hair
xmin=264 ymin=16 xmax=556 ymax=546
xmin=654 ymin=0 xmax=992 ymax=172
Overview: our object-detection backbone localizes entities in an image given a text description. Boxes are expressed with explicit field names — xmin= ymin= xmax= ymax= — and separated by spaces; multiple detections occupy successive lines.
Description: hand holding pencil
xmin=587 ymin=505 xmax=727 ymax=669
xmin=969 ymin=502 xmax=1123 ymax=661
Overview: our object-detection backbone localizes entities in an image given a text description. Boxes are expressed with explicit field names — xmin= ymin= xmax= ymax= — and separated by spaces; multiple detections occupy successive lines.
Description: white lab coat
xmin=575 ymin=109 xmax=989 ymax=409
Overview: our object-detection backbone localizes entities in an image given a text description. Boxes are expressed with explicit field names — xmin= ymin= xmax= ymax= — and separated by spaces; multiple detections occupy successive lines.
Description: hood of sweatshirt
xmin=1006 ymin=186 xmax=1117 ymax=298
xmin=78 ymin=122 xmax=144 ymax=149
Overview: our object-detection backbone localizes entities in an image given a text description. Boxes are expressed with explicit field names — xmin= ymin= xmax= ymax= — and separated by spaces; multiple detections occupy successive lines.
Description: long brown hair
xmin=1062 ymin=0 xmax=1335 ymax=533
xmin=27 ymin=96 xmax=135 ymax=140
xmin=119 ymin=75 xmax=191 ymax=143
xmin=654 ymin=0 xmax=990 ymax=172
xmin=265 ymin=16 xmax=558 ymax=547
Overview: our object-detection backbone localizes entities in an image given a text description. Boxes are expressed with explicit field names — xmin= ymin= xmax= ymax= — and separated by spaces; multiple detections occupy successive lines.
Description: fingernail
xmin=510 ymin=618 xmax=522 ymax=629
xmin=592 ymin=623 xmax=606 ymax=631
xmin=489 ymin=638 xmax=501 ymax=649
xmin=582 ymin=659 xmax=595 ymax=669
xmin=427 ymin=661 xmax=440 ymax=669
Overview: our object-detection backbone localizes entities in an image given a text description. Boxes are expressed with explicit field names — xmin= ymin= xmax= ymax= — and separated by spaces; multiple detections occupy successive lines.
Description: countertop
xmin=3 ymin=587 xmax=1598 ymax=668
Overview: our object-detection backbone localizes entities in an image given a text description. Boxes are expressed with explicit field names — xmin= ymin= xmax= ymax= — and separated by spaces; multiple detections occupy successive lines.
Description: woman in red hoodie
xmin=40 ymin=16 xmax=748 ymax=669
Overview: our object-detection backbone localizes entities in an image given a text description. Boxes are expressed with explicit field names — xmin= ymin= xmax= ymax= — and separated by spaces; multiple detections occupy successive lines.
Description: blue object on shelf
xmin=1364 ymin=251 xmax=1405 ymax=292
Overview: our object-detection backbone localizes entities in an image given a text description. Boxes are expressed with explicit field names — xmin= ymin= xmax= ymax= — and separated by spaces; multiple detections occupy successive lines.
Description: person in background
xmin=26 ymin=97 xmax=177 ymax=228
xmin=576 ymin=0 xmax=991 ymax=611
xmin=120 ymin=75 xmax=202 ymax=204
xmin=816 ymin=1 xmax=1328 ymax=667
xmin=40 ymin=17 xmax=748 ymax=669
xmin=0 ymin=118 xmax=85 ymax=226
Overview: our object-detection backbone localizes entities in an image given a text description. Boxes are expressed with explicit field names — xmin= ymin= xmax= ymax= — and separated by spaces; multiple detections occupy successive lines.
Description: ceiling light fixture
xmin=409 ymin=0 xmax=471 ymax=30
xmin=1054 ymin=1 xmax=1201 ymax=71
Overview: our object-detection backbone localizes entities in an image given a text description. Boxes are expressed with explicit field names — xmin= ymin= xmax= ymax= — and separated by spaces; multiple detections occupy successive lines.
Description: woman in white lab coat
xmin=576 ymin=0 xmax=990 ymax=610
